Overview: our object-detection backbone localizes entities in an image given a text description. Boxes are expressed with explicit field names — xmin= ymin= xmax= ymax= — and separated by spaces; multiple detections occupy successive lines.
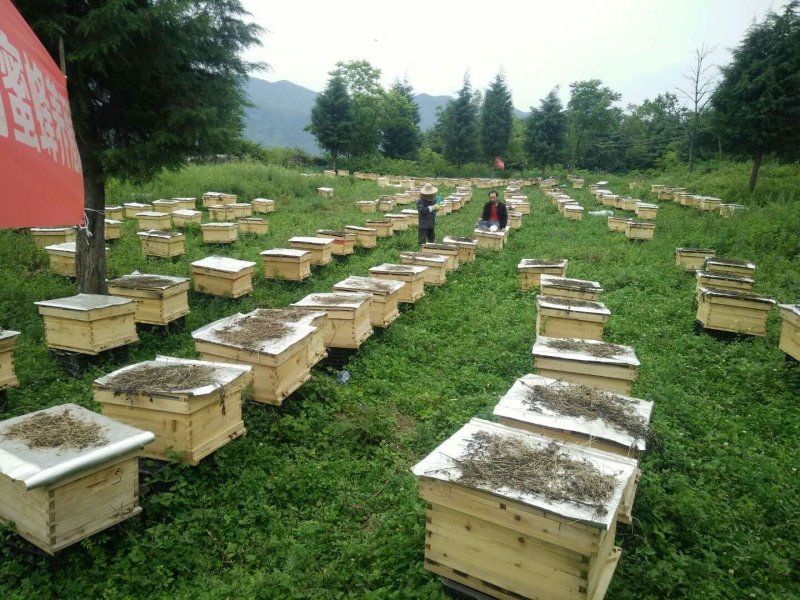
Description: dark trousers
xmin=418 ymin=227 xmax=435 ymax=246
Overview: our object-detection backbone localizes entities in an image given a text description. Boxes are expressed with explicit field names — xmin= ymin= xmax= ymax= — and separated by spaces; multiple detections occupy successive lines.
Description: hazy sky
xmin=241 ymin=0 xmax=788 ymax=110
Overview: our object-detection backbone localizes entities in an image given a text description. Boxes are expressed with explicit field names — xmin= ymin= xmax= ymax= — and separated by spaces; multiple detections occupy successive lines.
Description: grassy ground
xmin=0 ymin=163 xmax=799 ymax=599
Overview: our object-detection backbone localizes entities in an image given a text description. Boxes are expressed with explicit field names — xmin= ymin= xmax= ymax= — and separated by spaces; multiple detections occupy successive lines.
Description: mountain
xmin=414 ymin=93 xmax=453 ymax=130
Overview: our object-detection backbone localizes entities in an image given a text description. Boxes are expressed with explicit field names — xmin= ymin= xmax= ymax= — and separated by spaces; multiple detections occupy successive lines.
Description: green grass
xmin=1 ymin=162 xmax=799 ymax=599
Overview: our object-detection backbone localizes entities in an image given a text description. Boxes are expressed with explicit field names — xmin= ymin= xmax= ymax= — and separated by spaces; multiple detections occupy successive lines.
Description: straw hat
xmin=420 ymin=183 xmax=438 ymax=196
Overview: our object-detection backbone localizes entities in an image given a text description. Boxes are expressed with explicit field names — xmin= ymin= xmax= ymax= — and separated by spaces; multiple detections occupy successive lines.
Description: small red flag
xmin=494 ymin=156 xmax=505 ymax=170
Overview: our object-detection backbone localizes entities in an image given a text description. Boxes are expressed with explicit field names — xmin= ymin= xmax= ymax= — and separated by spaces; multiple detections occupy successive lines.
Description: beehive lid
xmin=333 ymin=276 xmax=404 ymax=296
xmin=135 ymin=211 xmax=166 ymax=218
xmin=540 ymin=274 xmax=603 ymax=293
xmin=356 ymin=201 xmax=377 ymax=205
xmin=384 ymin=213 xmax=408 ymax=219
xmin=400 ymin=252 xmax=447 ymax=264
xmin=105 ymin=205 xmax=122 ymax=211
xmin=412 ymin=418 xmax=636 ymax=529
xmin=317 ymin=229 xmax=352 ymax=238
xmin=191 ymin=256 xmax=255 ymax=272
xmin=564 ymin=204 xmax=584 ymax=211
xmin=123 ymin=202 xmax=150 ymax=208
xmin=260 ymin=248 xmax=310 ymax=258
xmin=240 ymin=217 xmax=264 ymax=223
xmin=35 ymin=293 xmax=136 ymax=312
xmin=231 ymin=203 xmax=252 ymax=208
xmin=473 ymin=229 xmax=505 ymax=238
xmin=292 ymin=292 xmax=371 ymax=310
xmin=44 ymin=242 xmax=76 ymax=253
xmin=203 ymin=191 xmax=224 ymax=198
xmin=518 ymin=258 xmax=568 ymax=270
xmin=0 ymin=403 xmax=154 ymax=490
xmin=676 ymin=247 xmax=715 ymax=255
xmin=200 ymin=222 xmax=236 ymax=228
xmin=369 ymin=263 xmax=427 ymax=275
xmin=400 ymin=209 xmax=418 ymax=215
xmin=288 ymin=236 xmax=333 ymax=246
xmin=172 ymin=209 xmax=201 ymax=217
xmin=627 ymin=221 xmax=655 ymax=228
xmin=192 ymin=310 xmax=319 ymax=354
xmin=493 ymin=374 xmax=652 ymax=451
xmin=0 ymin=329 xmax=21 ymax=342
xmin=137 ymin=230 xmax=182 ymax=239
xmin=252 ymin=198 xmax=274 ymax=204
xmin=345 ymin=225 xmax=378 ymax=232
xmin=317 ymin=187 xmax=334 ymax=192
xmin=104 ymin=219 xmax=123 ymax=225
xmin=596 ymin=180 xmax=609 ymax=186
xmin=537 ymin=295 xmax=610 ymax=316
xmin=698 ymin=287 xmax=776 ymax=305
xmin=30 ymin=227 xmax=74 ymax=233
xmin=695 ymin=271 xmax=754 ymax=284
xmin=207 ymin=204 xmax=231 ymax=210
xmin=442 ymin=236 xmax=477 ymax=247
xmin=152 ymin=199 xmax=178 ymax=206
xmin=636 ymin=203 xmax=658 ymax=209
xmin=779 ymin=304 xmax=800 ymax=317
xmin=533 ymin=335 xmax=640 ymax=367
xmin=171 ymin=197 xmax=196 ymax=202
xmin=109 ymin=272 xmax=189 ymax=290
xmin=704 ymin=257 xmax=755 ymax=270
xmin=421 ymin=243 xmax=458 ymax=252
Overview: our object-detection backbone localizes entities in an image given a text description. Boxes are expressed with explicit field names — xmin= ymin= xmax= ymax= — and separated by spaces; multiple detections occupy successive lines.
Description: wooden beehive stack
xmin=288 ymin=236 xmax=334 ymax=266
xmin=368 ymin=263 xmax=427 ymax=304
xmin=105 ymin=206 xmax=123 ymax=220
xmin=333 ymin=276 xmax=404 ymax=328
xmin=230 ymin=203 xmax=253 ymax=219
xmin=93 ymin=357 xmax=249 ymax=465
xmin=540 ymin=275 xmax=603 ymax=301
xmin=136 ymin=211 xmax=172 ymax=231
xmin=171 ymin=197 xmax=197 ymax=211
xmin=695 ymin=271 xmax=754 ymax=298
xmin=291 ymin=293 xmax=373 ymax=349
xmin=493 ymin=374 xmax=654 ymax=524
xmin=137 ymin=230 xmax=185 ymax=258
xmin=202 ymin=191 xmax=235 ymax=208
xmin=237 ymin=217 xmax=268 ymax=235
xmin=200 ymin=222 xmax=238 ymax=244
xmin=107 ymin=273 xmax=191 ymax=327
xmin=252 ymin=198 xmax=275 ymax=214
xmin=675 ymin=247 xmax=716 ymax=272
xmin=104 ymin=219 xmax=123 ymax=241
xmin=191 ymin=256 xmax=255 ymax=298
xmin=260 ymin=248 xmax=313 ymax=281
xmin=695 ymin=288 xmax=775 ymax=336
xmin=778 ymin=304 xmax=800 ymax=362
xmin=171 ymin=209 xmax=202 ymax=227
xmin=316 ymin=230 xmax=356 ymax=256
xmin=532 ymin=335 xmax=640 ymax=395
xmin=365 ymin=219 xmax=394 ymax=238
xmin=192 ymin=309 xmax=327 ymax=406
xmin=384 ymin=213 xmax=410 ymax=231
xmin=0 ymin=329 xmax=21 ymax=394
xmin=356 ymin=200 xmax=378 ymax=213
xmin=473 ymin=228 xmax=505 ymax=250
xmin=400 ymin=208 xmax=419 ymax=226
xmin=697 ymin=197 xmax=722 ymax=212
xmin=703 ymin=257 xmax=756 ymax=279
xmin=151 ymin=199 xmax=179 ymax=214
xmin=44 ymin=242 xmax=77 ymax=277
xmin=123 ymin=202 xmax=152 ymax=218
xmin=564 ymin=204 xmax=585 ymax=221
xmin=635 ymin=203 xmax=658 ymax=220
xmin=400 ymin=252 xmax=448 ymax=285
xmin=518 ymin=259 xmax=568 ymax=291
xmin=377 ymin=196 xmax=396 ymax=212
xmin=207 ymin=204 xmax=237 ymax=222
xmin=619 ymin=197 xmax=638 ymax=212
xmin=441 ymin=237 xmax=477 ymax=264
xmin=719 ymin=203 xmax=747 ymax=218
xmin=413 ymin=418 xmax=635 ymax=600
xmin=0 ymin=404 xmax=154 ymax=554
xmin=606 ymin=216 xmax=629 ymax=232
xmin=536 ymin=295 xmax=611 ymax=341
xmin=420 ymin=243 xmax=460 ymax=271
xmin=624 ymin=221 xmax=655 ymax=241
xmin=30 ymin=227 xmax=76 ymax=248
xmin=344 ymin=225 xmax=379 ymax=248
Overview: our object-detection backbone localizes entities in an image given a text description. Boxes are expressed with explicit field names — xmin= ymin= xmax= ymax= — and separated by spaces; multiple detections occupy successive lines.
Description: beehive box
xmin=778 ymin=304 xmax=800 ymax=362
xmin=607 ymin=216 xmax=630 ymax=232
xmin=252 ymin=198 xmax=275 ymax=213
xmin=697 ymin=197 xmax=722 ymax=211
xmin=532 ymin=335 xmax=639 ymax=395
xmin=104 ymin=206 xmax=123 ymax=220
xmin=30 ymin=227 xmax=76 ymax=248
xmin=400 ymin=208 xmax=419 ymax=226
xmin=344 ymin=225 xmax=378 ymax=248
xmin=317 ymin=187 xmax=334 ymax=198
xmin=493 ymin=374 xmax=653 ymax=523
xmin=650 ymin=184 xmax=665 ymax=194
xmin=619 ymin=197 xmax=638 ymax=211
xmin=441 ymin=236 xmax=477 ymax=263
xmin=333 ymin=276 xmax=404 ymax=328
xmin=540 ymin=275 xmax=603 ymax=301
xmin=600 ymin=194 xmax=618 ymax=208
xmin=624 ymin=221 xmax=655 ymax=240
xmin=0 ymin=404 xmax=154 ymax=554
xmin=556 ymin=198 xmax=578 ymax=214
xmin=0 ymin=329 xmax=21 ymax=392
xmin=135 ymin=211 xmax=171 ymax=231
xmin=260 ymin=248 xmax=312 ymax=281
xmin=107 ymin=273 xmax=191 ymax=326
xmin=192 ymin=256 xmax=255 ymax=298
xmin=230 ymin=203 xmax=253 ymax=219
xmin=400 ymin=252 xmax=447 ymax=285
xmin=703 ymin=257 xmax=755 ymax=278
xmin=536 ymin=295 xmax=611 ymax=341
xmin=384 ymin=213 xmax=410 ymax=231
xmin=291 ymin=293 xmax=373 ymax=349
xmin=564 ymin=205 xmax=585 ymax=221
xmin=473 ymin=229 xmax=505 ymax=250
xmin=670 ymin=188 xmax=687 ymax=201
xmin=192 ymin=309 xmax=326 ymax=406
xmin=44 ymin=242 xmax=77 ymax=277
xmin=104 ymin=219 xmax=122 ymax=241
xmin=151 ymin=199 xmax=179 ymax=214
xmin=202 ymin=191 xmax=235 ymax=208
xmin=365 ymin=220 xmax=394 ymax=238
xmin=123 ymin=202 xmax=152 ymax=218
xmin=695 ymin=271 xmax=754 ymax=298
xmin=518 ymin=259 xmax=568 ymax=290
xmin=368 ymin=264 xmax=427 ymax=304
xmin=316 ymin=230 xmax=355 ymax=256
xmin=288 ymin=236 xmax=333 ymax=266
xmin=696 ymin=287 xmax=775 ymax=336
xmin=635 ymin=203 xmax=658 ymax=220
xmin=507 ymin=211 xmax=523 ymax=229
xmin=171 ymin=209 xmax=202 ymax=227
xmin=420 ymin=243 xmax=460 ymax=271
xmin=657 ymin=188 xmax=674 ymax=201
xmin=377 ymin=197 xmax=396 ymax=212
xmin=719 ymin=203 xmax=747 ymax=218
xmin=94 ymin=357 xmax=249 ymax=465
xmin=413 ymin=418 xmax=634 ymax=600
xmin=237 ymin=217 xmax=268 ymax=235
xmin=508 ymin=200 xmax=531 ymax=215
xmin=207 ymin=204 xmax=237 ymax=222
xmin=572 ymin=178 xmax=585 ymax=189
xmin=356 ymin=200 xmax=378 ymax=213
xmin=35 ymin=294 xmax=139 ymax=355
xmin=675 ymin=247 xmax=716 ymax=272
xmin=171 ymin=197 xmax=197 ymax=211
xmin=137 ymin=230 xmax=185 ymax=258
xmin=200 ymin=222 xmax=238 ymax=244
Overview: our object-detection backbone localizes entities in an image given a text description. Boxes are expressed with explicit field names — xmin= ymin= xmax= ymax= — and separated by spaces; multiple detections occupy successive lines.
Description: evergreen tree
xmin=566 ymin=80 xmax=622 ymax=171
xmin=380 ymin=79 xmax=421 ymax=159
xmin=306 ymin=74 xmax=354 ymax=174
xmin=16 ymin=0 xmax=263 ymax=293
xmin=330 ymin=60 xmax=384 ymax=157
xmin=621 ymin=93 xmax=685 ymax=170
xmin=441 ymin=74 xmax=479 ymax=167
xmin=481 ymin=72 xmax=514 ymax=162
xmin=712 ymin=2 xmax=800 ymax=191
xmin=524 ymin=87 xmax=567 ymax=172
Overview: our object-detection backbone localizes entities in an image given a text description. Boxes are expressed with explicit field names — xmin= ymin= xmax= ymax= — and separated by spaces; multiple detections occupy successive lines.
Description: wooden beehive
xmin=316 ymin=230 xmax=355 ymax=256
xmin=635 ymin=203 xmax=658 ymax=220
xmin=200 ymin=222 xmax=238 ymax=244
xmin=676 ymin=194 xmax=694 ymax=207
xmin=507 ymin=211 xmax=522 ymax=229
xmin=317 ymin=187 xmax=334 ymax=198
xmin=35 ymin=294 xmax=139 ymax=355
xmin=344 ymin=225 xmax=378 ymax=248
xmin=137 ymin=230 xmax=185 ymax=258
xmin=237 ymin=217 xmax=268 ymax=235
xmin=619 ymin=197 xmax=638 ymax=212
xmin=670 ymin=188 xmax=687 ymax=201
xmin=573 ymin=178 xmax=585 ymax=189
xmin=400 ymin=208 xmax=419 ymax=225
xmin=288 ymin=236 xmax=333 ymax=266
xmin=695 ymin=271 xmax=754 ymax=298
xmin=333 ymin=276 xmax=404 ymax=328
xmin=0 ymin=404 xmax=154 ymax=554
xmin=0 ymin=329 xmax=21 ymax=392
xmin=260 ymin=248 xmax=312 ymax=281
xmin=94 ymin=357 xmax=249 ymax=465
xmin=368 ymin=264 xmax=427 ymax=304
xmin=44 ymin=242 xmax=77 ymax=277
xmin=135 ymin=211 xmax=171 ymax=231
xmin=123 ymin=202 xmax=152 ymax=218
xmin=650 ymin=184 xmax=665 ymax=194
xmin=536 ymin=295 xmax=611 ymax=341
xmin=696 ymin=287 xmax=775 ymax=336
xmin=413 ymin=418 xmax=634 ymax=600
xmin=420 ymin=243 xmax=460 ymax=271
xmin=171 ymin=197 xmax=197 ymax=211
xmin=675 ymin=247 xmax=716 ymax=272
xmin=191 ymin=256 xmax=255 ymax=298
xmin=365 ymin=220 xmax=394 ymax=238
xmin=518 ymin=259 xmax=568 ymax=290
xmin=202 ymin=192 xmax=235 ymax=208
xmin=657 ymin=188 xmax=674 ymax=201
xmin=540 ymin=274 xmax=603 ymax=301
xmin=493 ymin=374 xmax=653 ymax=523
xmin=252 ymin=198 xmax=275 ymax=213
xmin=556 ymin=198 xmax=578 ymax=214
xmin=104 ymin=219 xmax=122 ymax=241
xmin=192 ymin=309 xmax=326 ymax=406
xmin=508 ymin=198 xmax=530 ymax=214
xmin=291 ymin=293 xmax=373 ymax=349
xmin=601 ymin=194 xmax=618 ymax=208
xmin=171 ymin=209 xmax=202 ymax=227
xmin=400 ymin=252 xmax=447 ymax=285
xmin=107 ymin=273 xmax=190 ymax=326
xmin=377 ymin=197 xmax=396 ymax=212
xmin=442 ymin=236 xmax=477 ymax=263
xmin=30 ymin=227 xmax=76 ymax=248
xmin=230 ymin=203 xmax=253 ymax=219
xmin=697 ymin=197 xmax=722 ymax=211
xmin=473 ymin=228 xmax=505 ymax=250
xmin=624 ymin=221 xmax=655 ymax=240
xmin=384 ymin=213 xmax=410 ymax=231
xmin=564 ymin=205 xmax=585 ymax=221
xmin=151 ymin=199 xmax=179 ymax=214
xmin=104 ymin=206 xmax=123 ymax=220
xmin=778 ymin=304 xmax=800 ymax=362
xmin=356 ymin=200 xmax=378 ymax=213
xmin=207 ymin=204 xmax=237 ymax=222
xmin=532 ymin=335 xmax=639 ymax=395
xmin=719 ymin=203 xmax=747 ymax=218
xmin=703 ymin=257 xmax=755 ymax=279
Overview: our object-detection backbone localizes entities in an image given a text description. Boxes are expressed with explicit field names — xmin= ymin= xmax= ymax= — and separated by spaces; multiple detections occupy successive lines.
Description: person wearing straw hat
xmin=416 ymin=183 xmax=441 ymax=246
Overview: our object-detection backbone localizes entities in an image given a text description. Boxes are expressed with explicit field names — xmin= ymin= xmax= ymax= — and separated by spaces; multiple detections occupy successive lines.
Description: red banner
xmin=494 ymin=156 xmax=505 ymax=170
xmin=0 ymin=0 xmax=83 ymax=228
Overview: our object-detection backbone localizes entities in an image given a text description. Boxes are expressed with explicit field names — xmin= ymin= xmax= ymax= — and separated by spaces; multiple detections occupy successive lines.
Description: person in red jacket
xmin=477 ymin=190 xmax=508 ymax=230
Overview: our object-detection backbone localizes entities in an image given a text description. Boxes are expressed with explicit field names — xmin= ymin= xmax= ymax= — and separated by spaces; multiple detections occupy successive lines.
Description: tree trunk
xmin=748 ymin=152 xmax=763 ymax=193
xmin=717 ymin=137 xmax=722 ymax=161
xmin=332 ymin=152 xmax=338 ymax=176
xmin=76 ymin=155 xmax=107 ymax=294
xmin=687 ymin=130 xmax=694 ymax=174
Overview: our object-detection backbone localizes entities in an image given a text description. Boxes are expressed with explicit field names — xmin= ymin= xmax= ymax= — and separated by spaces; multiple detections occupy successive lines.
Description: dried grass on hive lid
xmin=342 ymin=279 xmax=395 ymax=292
xmin=384 ymin=265 xmax=414 ymax=272
xmin=524 ymin=258 xmax=564 ymax=266
xmin=546 ymin=338 xmax=626 ymax=359
xmin=402 ymin=252 xmax=436 ymax=260
xmin=539 ymin=296 xmax=602 ymax=310
xmin=106 ymin=363 xmax=221 ymax=396
xmin=216 ymin=310 xmax=292 ymax=349
xmin=141 ymin=230 xmax=175 ymax=237
xmin=552 ymin=277 xmax=598 ymax=290
xmin=522 ymin=381 xmax=650 ymax=442
xmin=5 ymin=408 xmax=108 ymax=450
xmin=310 ymin=294 xmax=359 ymax=305
xmin=455 ymin=431 xmax=616 ymax=513
xmin=109 ymin=274 xmax=178 ymax=289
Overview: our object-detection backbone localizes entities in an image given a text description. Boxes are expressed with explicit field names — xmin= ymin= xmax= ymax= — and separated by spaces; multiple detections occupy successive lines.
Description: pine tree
xmin=380 ymin=79 xmax=421 ymax=159
xmin=481 ymin=72 xmax=514 ymax=162
xmin=441 ymin=74 xmax=479 ymax=167
xmin=306 ymin=74 xmax=355 ymax=173
xmin=524 ymin=88 xmax=567 ymax=172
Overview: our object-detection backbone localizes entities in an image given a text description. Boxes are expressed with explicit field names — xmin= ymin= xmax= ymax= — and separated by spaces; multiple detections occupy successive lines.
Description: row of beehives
xmin=649 ymin=184 xmax=745 ymax=217
xmin=355 ymin=186 xmax=473 ymax=214
xmin=543 ymin=188 xmax=586 ymax=221
xmin=586 ymin=183 xmax=658 ymax=241
xmin=347 ymin=171 xmax=540 ymax=190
